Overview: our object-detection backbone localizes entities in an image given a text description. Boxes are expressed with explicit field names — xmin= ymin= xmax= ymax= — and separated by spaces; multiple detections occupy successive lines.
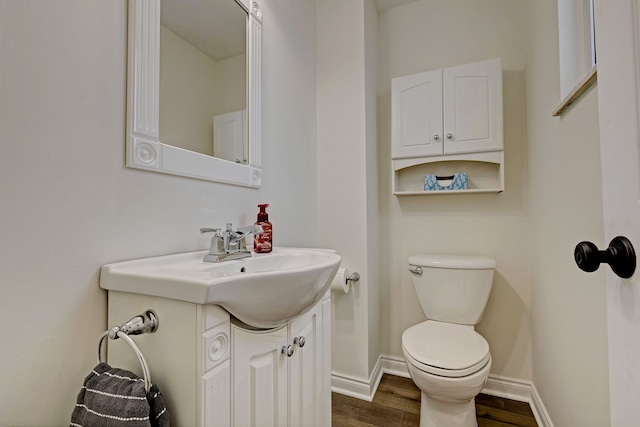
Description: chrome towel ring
xmin=96 ymin=309 xmax=159 ymax=392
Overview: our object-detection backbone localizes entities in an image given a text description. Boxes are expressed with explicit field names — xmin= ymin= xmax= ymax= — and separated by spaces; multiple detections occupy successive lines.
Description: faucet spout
xmin=231 ymin=224 xmax=264 ymax=244
xmin=201 ymin=223 xmax=263 ymax=263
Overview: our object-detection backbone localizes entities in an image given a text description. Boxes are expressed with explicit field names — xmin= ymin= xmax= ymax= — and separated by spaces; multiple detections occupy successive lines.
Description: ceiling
xmin=373 ymin=0 xmax=420 ymax=12
xmin=161 ymin=0 xmax=420 ymax=62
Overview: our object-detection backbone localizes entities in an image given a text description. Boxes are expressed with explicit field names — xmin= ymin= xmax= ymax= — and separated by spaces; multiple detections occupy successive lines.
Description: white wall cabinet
xmin=106 ymin=291 xmax=331 ymax=427
xmin=392 ymin=58 xmax=504 ymax=195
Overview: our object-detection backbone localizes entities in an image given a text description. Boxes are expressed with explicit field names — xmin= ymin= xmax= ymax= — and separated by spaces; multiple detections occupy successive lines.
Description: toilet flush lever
xmin=574 ymin=236 xmax=636 ymax=279
xmin=409 ymin=266 xmax=423 ymax=275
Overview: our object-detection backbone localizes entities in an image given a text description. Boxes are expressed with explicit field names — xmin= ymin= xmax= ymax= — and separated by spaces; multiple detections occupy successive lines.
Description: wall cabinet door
xmin=392 ymin=69 xmax=443 ymax=159
xmin=391 ymin=58 xmax=502 ymax=159
xmin=232 ymin=324 xmax=288 ymax=427
xmin=443 ymin=58 xmax=503 ymax=154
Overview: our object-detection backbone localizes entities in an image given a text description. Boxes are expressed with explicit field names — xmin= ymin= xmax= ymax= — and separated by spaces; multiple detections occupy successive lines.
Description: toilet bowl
xmin=402 ymin=320 xmax=491 ymax=427
xmin=403 ymin=254 xmax=495 ymax=427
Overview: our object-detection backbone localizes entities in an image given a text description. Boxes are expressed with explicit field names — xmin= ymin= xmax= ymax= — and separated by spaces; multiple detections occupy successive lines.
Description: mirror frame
xmin=126 ymin=0 xmax=262 ymax=187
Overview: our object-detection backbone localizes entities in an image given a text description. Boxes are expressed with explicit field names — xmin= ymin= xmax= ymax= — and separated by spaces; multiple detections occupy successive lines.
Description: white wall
xmin=0 ymin=0 xmax=317 ymax=424
xmin=364 ymin=0 xmax=381 ymax=378
xmin=523 ymin=0 xmax=609 ymax=426
xmin=378 ymin=0 xmax=532 ymax=382
xmin=317 ymin=0 xmax=381 ymax=385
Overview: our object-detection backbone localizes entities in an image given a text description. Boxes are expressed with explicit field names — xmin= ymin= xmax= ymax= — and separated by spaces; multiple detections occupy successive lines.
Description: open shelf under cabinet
xmin=392 ymin=151 xmax=504 ymax=196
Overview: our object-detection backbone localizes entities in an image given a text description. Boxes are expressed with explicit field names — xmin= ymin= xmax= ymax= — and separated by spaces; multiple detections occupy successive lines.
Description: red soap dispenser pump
xmin=254 ymin=204 xmax=272 ymax=253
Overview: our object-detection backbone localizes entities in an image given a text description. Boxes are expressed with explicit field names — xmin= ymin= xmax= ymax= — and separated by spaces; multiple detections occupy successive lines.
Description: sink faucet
xmin=200 ymin=223 xmax=264 ymax=263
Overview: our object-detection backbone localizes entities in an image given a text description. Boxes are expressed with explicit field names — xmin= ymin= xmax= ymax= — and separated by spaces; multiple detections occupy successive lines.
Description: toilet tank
xmin=408 ymin=254 xmax=495 ymax=325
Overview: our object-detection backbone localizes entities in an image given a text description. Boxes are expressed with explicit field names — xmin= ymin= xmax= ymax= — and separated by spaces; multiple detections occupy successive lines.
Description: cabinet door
xmin=443 ymin=58 xmax=503 ymax=154
xmin=202 ymin=361 xmax=231 ymax=427
xmin=321 ymin=296 xmax=331 ymax=427
xmin=392 ymin=69 xmax=443 ymax=158
xmin=232 ymin=324 xmax=288 ymax=427
xmin=289 ymin=303 xmax=323 ymax=427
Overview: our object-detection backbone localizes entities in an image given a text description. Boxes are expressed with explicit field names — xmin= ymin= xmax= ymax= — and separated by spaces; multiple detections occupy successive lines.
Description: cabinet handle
xmin=281 ymin=344 xmax=295 ymax=357
xmin=294 ymin=336 xmax=306 ymax=348
xmin=433 ymin=134 xmax=440 ymax=140
xmin=447 ymin=133 xmax=453 ymax=139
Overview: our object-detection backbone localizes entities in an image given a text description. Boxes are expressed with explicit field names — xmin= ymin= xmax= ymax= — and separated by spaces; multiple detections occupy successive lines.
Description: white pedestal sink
xmin=100 ymin=247 xmax=341 ymax=328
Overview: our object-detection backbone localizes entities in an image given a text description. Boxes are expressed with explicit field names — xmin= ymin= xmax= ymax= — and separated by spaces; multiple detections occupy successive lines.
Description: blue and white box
xmin=424 ymin=172 xmax=468 ymax=191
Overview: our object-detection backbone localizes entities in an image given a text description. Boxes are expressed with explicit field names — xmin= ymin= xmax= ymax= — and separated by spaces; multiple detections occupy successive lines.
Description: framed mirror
xmin=126 ymin=0 xmax=262 ymax=187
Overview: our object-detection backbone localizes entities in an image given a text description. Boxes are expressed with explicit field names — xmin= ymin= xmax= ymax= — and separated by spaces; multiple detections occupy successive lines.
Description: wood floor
xmin=332 ymin=374 xmax=538 ymax=427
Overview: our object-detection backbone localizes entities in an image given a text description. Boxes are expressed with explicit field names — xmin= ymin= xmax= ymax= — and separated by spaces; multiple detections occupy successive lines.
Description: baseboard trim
xmin=331 ymin=355 xmax=554 ymax=427
xmin=379 ymin=355 xmax=411 ymax=378
xmin=482 ymin=374 xmax=554 ymax=427
xmin=330 ymin=357 xmax=383 ymax=402
xmin=483 ymin=374 xmax=532 ymax=402
xmin=529 ymin=381 xmax=555 ymax=427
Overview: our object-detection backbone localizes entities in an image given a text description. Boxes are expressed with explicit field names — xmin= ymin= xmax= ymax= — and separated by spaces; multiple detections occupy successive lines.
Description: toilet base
xmin=420 ymin=393 xmax=478 ymax=427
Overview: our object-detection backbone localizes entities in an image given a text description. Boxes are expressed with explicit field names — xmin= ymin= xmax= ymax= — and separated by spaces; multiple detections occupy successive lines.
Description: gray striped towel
xmin=70 ymin=363 xmax=170 ymax=427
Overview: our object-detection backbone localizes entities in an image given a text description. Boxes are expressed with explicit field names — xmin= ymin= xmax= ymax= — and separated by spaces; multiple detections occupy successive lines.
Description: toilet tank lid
xmin=409 ymin=254 xmax=496 ymax=269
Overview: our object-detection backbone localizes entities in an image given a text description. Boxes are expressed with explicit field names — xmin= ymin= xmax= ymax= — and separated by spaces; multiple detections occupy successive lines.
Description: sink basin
xmin=100 ymin=247 xmax=341 ymax=328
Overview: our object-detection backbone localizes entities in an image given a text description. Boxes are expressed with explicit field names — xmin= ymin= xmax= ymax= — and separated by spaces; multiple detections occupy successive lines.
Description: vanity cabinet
xmin=232 ymin=303 xmax=324 ymax=426
xmin=105 ymin=291 xmax=331 ymax=427
xmin=392 ymin=58 xmax=504 ymax=194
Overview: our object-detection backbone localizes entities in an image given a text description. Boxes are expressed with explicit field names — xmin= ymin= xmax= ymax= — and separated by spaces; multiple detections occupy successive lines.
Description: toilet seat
xmin=402 ymin=320 xmax=490 ymax=378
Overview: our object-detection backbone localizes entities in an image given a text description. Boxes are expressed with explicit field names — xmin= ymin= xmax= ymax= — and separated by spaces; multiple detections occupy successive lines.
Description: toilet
xmin=402 ymin=254 xmax=495 ymax=427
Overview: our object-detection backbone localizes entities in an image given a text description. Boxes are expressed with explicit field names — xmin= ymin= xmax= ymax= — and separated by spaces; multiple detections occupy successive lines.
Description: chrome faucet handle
xmin=200 ymin=227 xmax=221 ymax=236
xmin=231 ymin=224 xmax=263 ymax=247
xmin=237 ymin=224 xmax=263 ymax=234
xmin=201 ymin=224 xmax=258 ymax=263
xmin=223 ymin=223 xmax=236 ymax=252
xmin=201 ymin=228 xmax=226 ymax=256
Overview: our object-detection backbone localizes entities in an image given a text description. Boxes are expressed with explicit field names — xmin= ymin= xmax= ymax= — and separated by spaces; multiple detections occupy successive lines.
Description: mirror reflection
xmin=159 ymin=0 xmax=248 ymax=164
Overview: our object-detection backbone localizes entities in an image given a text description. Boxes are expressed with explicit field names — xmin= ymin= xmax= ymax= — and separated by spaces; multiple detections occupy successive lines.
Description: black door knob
xmin=574 ymin=236 xmax=636 ymax=279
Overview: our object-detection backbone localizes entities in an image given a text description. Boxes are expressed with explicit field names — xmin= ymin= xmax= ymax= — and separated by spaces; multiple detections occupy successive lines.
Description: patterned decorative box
xmin=424 ymin=172 xmax=468 ymax=191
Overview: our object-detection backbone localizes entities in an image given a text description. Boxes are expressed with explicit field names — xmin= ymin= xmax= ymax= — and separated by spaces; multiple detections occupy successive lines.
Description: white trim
xmin=330 ymin=358 xmax=383 ymax=402
xmin=125 ymin=0 xmax=262 ymax=187
xmin=552 ymin=65 xmax=597 ymax=117
xmin=380 ymin=354 xmax=411 ymax=378
xmin=482 ymin=375 xmax=553 ymax=427
xmin=529 ymin=382 xmax=555 ymax=427
xmin=332 ymin=355 xmax=554 ymax=427
xmin=482 ymin=374 xmax=532 ymax=402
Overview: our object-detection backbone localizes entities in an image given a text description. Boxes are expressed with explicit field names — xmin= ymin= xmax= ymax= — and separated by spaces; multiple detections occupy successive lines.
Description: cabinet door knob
xmin=574 ymin=236 xmax=636 ymax=278
xmin=294 ymin=336 xmax=306 ymax=348
xmin=447 ymin=133 xmax=453 ymax=139
xmin=281 ymin=345 xmax=295 ymax=357
xmin=433 ymin=134 xmax=440 ymax=140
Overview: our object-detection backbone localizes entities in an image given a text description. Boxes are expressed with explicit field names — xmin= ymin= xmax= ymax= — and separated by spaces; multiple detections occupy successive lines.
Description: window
xmin=554 ymin=0 xmax=597 ymax=116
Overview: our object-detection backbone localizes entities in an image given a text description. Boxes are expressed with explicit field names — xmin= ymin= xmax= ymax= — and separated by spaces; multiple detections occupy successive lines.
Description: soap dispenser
xmin=254 ymin=204 xmax=272 ymax=253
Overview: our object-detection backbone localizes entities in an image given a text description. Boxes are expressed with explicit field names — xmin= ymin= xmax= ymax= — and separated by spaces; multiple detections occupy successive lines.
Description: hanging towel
xmin=70 ymin=363 xmax=170 ymax=427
